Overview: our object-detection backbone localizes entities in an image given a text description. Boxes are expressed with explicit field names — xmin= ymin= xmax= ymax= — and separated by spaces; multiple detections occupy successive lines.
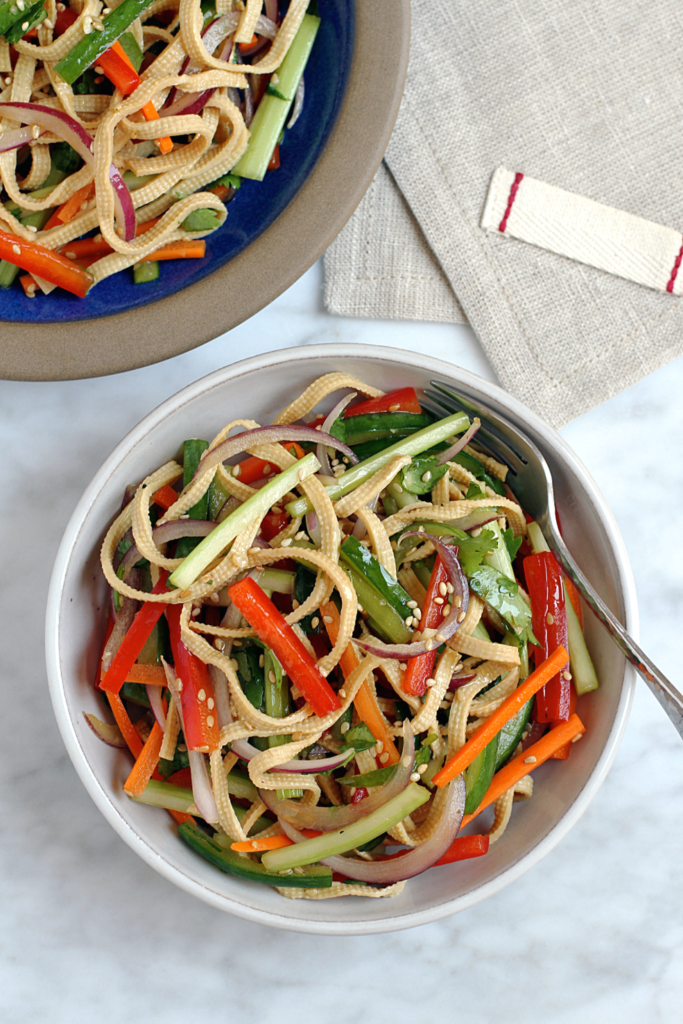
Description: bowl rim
xmin=0 ymin=0 xmax=411 ymax=381
xmin=45 ymin=344 xmax=639 ymax=934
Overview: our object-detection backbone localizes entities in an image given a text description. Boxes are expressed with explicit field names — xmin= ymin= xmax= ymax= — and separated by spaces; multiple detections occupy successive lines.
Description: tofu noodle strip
xmin=98 ymin=372 xmax=594 ymax=900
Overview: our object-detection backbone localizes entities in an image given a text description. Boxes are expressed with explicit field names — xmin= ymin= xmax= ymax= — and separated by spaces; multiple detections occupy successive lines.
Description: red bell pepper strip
xmin=267 ymin=143 xmax=280 ymax=171
xmin=152 ymin=483 xmax=179 ymax=510
xmin=433 ymin=834 xmax=490 ymax=866
xmin=343 ymin=386 xmax=422 ymax=418
xmin=97 ymin=41 xmax=141 ymax=96
xmin=166 ymin=604 xmax=220 ymax=752
xmin=260 ymin=509 xmax=290 ymax=542
xmin=0 ymin=229 xmax=93 ymax=297
xmin=351 ymin=786 xmax=369 ymax=804
xmin=232 ymin=442 xmax=306 ymax=486
xmin=523 ymin=552 xmax=572 ymax=723
xmin=54 ymin=6 xmax=78 ymax=35
xmin=227 ymin=576 xmax=341 ymax=718
xmin=402 ymin=558 xmax=449 ymax=696
xmin=100 ymin=571 xmax=170 ymax=695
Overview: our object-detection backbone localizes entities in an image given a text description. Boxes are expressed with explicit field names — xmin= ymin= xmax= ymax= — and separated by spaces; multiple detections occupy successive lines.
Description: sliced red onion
xmin=102 ymin=596 xmax=138 ymax=672
xmin=448 ymin=672 xmax=477 ymax=691
xmin=317 ymin=392 xmax=356 ymax=475
xmin=120 ymin=519 xmax=216 ymax=577
xmin=280 ymin=774 xmax=467 ymax=884
xmin=264 ymin=0 xmax=278 ymax=23
xmin=146 ymin=684 xmax=167 ymax=730
xmin=188 ymin=750 xmax=219 ymax=823
xmin=193 ymin=424 xmax=358 ymax=483
xmin=287 ymin=75 xmax=305 ymax=128
xmin=0 ymin=102 xmax=135 ymax=240
xmin=259 ymin=721 xmax=414 ymax=830
xmin=0 ymin=125 xmax=45 ymax=152
xmin=83 ymin=711 xmax=127 ymax=748
xmin=355 ymin=534 xmax=469 ymax=661
xmin=232 ymin=738 xmax=354 ymax=773
xmin=208 ymin=663 xmax=232 ymax=731
xmin=305 ymin=510 xmax=321 ymax=547
xmin=435 ymin=418 xmax=481 ymax=465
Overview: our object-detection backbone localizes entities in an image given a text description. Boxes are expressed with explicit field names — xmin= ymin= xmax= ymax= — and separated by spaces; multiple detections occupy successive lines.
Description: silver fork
xmin=423 ymin=380 xmax=683 ymax=738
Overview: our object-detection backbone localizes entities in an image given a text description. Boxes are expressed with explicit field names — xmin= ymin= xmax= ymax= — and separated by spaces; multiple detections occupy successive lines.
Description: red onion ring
xmin=448 ymin=672 xmax=477 ymax=691
xmin=0 ymin=102 xmax=135 ymax=240
xmin=119 ymin=519 xmax=216 ymax=577
xmin=102 ymin=596 xmax=138 ymax=673
xmin=259 ymin=721 xmax=414 ymax=830
xmin=305 ymin=510 xmax=321 ymax=547
xmin=83 ymin=712 xmax=127 ymax=748
xmin=146 ymin=684 xmax=167 ymax=730
xmin=279 ymin=774 xmax=467 ymax=884
xmin=287 ymin=76 xmax=305 ymax=128
xmin=193 ymin=424 xmax=358 ymax=483
xmin=317 ymin=391 xmax=356 ymax=475
xmin=355 ymin=534 xmax=469 ymax=661
xmin=231 ymin=738 xmax=354 ymax=774
xmin=0 ymin=125 xmax=45 ymax=152
xmin=435 ymin=418 xmax=481 ymax=465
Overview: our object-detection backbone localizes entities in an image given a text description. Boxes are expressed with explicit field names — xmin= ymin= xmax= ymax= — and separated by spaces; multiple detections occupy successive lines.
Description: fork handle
xmin=546 ymin=531 xmax=683 ymax=737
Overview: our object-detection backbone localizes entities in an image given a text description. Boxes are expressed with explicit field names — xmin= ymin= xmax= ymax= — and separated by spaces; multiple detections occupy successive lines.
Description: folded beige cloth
xmin=324 ymin=0 xmax=683 ymax=428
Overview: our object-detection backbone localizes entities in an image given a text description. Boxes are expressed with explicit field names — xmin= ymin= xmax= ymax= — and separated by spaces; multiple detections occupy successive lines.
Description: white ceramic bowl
xmin=45 ymin=345 xmax=638 ymax=934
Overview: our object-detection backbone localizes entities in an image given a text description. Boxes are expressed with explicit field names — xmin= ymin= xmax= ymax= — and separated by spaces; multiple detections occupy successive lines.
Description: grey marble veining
xmin=2 ymin=262 xmax=682 ymax=1023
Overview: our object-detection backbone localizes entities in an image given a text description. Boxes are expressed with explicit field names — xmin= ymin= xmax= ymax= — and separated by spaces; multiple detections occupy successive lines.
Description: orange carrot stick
xmin=458 ymin=713 xmax=586 ymax=829
xmin=124 ymin=664 xmax=168 ymax=686
xmin=433 ymin=646 xmax=570 ymax=788
xmin=139 ymin=99 xmax=173 ymax=154
xmin=321 ymin=601 xmax=400 ymax=765
xmin=230 ymin=829 xmax=321 ymax=853
xmin=124 ymin=720 xmax=164 ymax=797
xmin=138 ymin=240 xmax=206 ymax=262
xmin=108 ymin=692 xmax=143 ymax=758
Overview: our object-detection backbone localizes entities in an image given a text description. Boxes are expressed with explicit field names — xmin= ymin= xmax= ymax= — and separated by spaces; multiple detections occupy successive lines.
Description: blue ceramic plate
xmin=1 ymin=0 xmax=354 ymax=324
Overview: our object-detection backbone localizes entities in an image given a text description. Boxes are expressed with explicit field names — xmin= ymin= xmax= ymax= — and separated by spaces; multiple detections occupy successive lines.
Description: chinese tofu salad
xmin=0 ymin=0 xmax=317 ymax=297
xmin=90 ymin=372 xmax=599 ymax=900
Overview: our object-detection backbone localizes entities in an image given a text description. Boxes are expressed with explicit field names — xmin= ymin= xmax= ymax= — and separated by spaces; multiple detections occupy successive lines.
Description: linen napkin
xmin=324 ymin=0 xmax=683 ymax=428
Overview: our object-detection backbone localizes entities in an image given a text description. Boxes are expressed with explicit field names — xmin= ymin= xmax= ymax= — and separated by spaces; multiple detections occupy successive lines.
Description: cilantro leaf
xmin=466 ymin=481 xmax=487 ymax=500
xmin=342 ymin=722 xmax=376 ymax=752
xmin=503 ymin=527 xmax=523 ymax=562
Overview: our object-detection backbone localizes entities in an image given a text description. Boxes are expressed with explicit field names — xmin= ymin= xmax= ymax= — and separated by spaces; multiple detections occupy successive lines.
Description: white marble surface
xmin=2 ymin=262 xmax=683 ymax=1022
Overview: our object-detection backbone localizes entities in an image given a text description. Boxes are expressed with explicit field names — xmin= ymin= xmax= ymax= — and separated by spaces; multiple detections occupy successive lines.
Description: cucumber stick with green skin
xmin=336 ymin=412 xmax=434 ymax=447
xmin=133 ymin=769 xmax=257 ymax=812
xmin=175 ymin=439 xmax=209 ymax=558
xmin=133 ymin=260 xmax=160 ymax=285
xmin=262 ymin=783 xmax=431 ymax=872
xmin=169 ymin=451 xmax=321 ymax=590
xmin=340 ymin=536 xmax=413 ymax=623
xmin=0 ymin=0 xmax=43 ymax=39
xmin=286 ymin=411 xmax=471 ymax=517
xmin=264 ymin=649 xmax=302 ymax=799
xmin=564 ymin=579 xmax=599 ymax=694
xmin=343 ymin=563 xmax=412 ymax=644
xmin=178 ymin=821 xmax=333 ymax=888
xmin=464 ymin=733 xmax=499 ymax=814
xmin=232 ymin=14 xmax=320 ymax=181
xmin=4 ymin=1 xmax=46 ymax=43
xmin=55 ymin=0 xmax=158 ymax=84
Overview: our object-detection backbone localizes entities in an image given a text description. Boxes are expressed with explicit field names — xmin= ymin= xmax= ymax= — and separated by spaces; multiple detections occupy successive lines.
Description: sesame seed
xmin=17 ymin=0 xmax=25 ymax=8
xmin=394 ymin=483 xmax=403 ymax=493
xmin=12 ymin=244 xmax=20 ymax=255
xmin=232 ymin=464 xmax=241 ymax=477
xmin=546 ymin=612 xmax=554 ymax=626
xmin=281 ymin=537 xmax=292 ymax=547
xmin=210 ymin=592 xmax=220 ymax=603
xmin=571 ymin=733 xmax=583 ymax=743
xmin=258 ymin=655 xmax=264 ymax=667
xmin=340 ymin=721 xmax=350 ymax=734
xmin=233 ymin=640 xmax=242 ymax=647
xmin=197 ymin=689 xmax=206 ymax=701
xmin=563 ymin=671 xmax=572 ymax=681
xmin=323 ymin=615 xmax=333 ymax=623
xmin=26 ymin=225 xmax=36 ymax=232
xmin=247 ymin=546 xmax=261 ymax=555
xmin=4 ymin=77 xmax=11 ymax=85
xmin=331 ymin=458 xmax=339 ymax=467
xmin=407 ymin=600 xmax=418 ymax=609
xmin=268 ymin=671 xmax=276 ymax=684
xmin=297 ymin=468 xmax=305 ymax=481
xmin=435 ymin=632 xmax=447 ymax=643
xmin=425 ymin=677 xmax=436 ymax=688
xmin=292 ymin=598 xmax=300 ymax=609
xmin=471 ymin=528 xmax=482 ymax=537
xmin=228 ymin=658 xmax=238 ymax=670
xmin=207 ymin=697 xmax=214 ymax=710
xmin=447 ymin=582 xmax=454 ymax=594
xmin=434 ymin=597 xmax=444 ymax=605
xmin=454 ymin=594 xmax=461 ymax=607
xmin=417 ymin=763 xmax=428 ymax=774
xmin=214 ymin=638 xmax=224 ymax=651
xmin=375 ymin=741 xmax=384 ymax=753
xmin=406 ymin=617 xmax=414 ymax=627
xmin=311 ymin=616 xmax=319 ymax=628
xmin=425 ymin=639 xmax=434 ymax=651
xmin=453 ymin=663 xmax=463 ymax=673
xmin=176 ymin=679 xmax=184 ymax=691
xmin=206 ymin=715 xmax=214 ymax=727
xmin=339 ymin=688 xmax=346 ymax=698
xmin=177 ymin=743 xmax=187 ymax=752
xmin=379 ymin=752 xmax=389 ymax=763
xmin=421 ymin=471 xmax=432 ymax=483
xmin=457 ymin=611 xmax=466 ymax=623
xmin=295 ymin=531 xmax=307 ymax=540
xmin=417 ymin=525 xmax=425 ymax=532
xmin=442 ymin=606 xmax=451 ymax=618
xmin=524 ymin=755 xmax=537 ymax=764
xmin=64 ymin=250 xmax=76 ymax=259
xmin=357 ymin=604 xmax=364 ymax=613
xmin=439 ymin=582 xmax=448 ymax=597
xmin=94 ymin=65 xmax=103 ymax=74
xmin=21 ymin=20 xmax=28 ymax=29
xmin=388 ymin=403 xmax=400 ymax=411
xmin=413 ymin=608 xmax=422 ymax=621
xmin=26 ymin=285 xmax=35 ymax=296
xmin=410 ymin=772 xmax=420 ymax=782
